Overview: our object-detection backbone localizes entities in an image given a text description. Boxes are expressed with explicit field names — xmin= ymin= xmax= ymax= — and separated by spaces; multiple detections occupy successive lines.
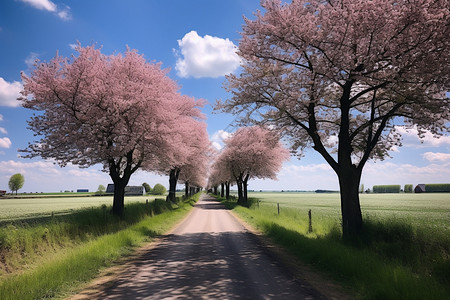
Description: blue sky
xmin=0 ymin=0 xmax=449 ymax=193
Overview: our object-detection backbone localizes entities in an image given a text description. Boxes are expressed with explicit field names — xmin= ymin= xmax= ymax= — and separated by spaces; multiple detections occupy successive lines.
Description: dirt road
xmin=73 ymin=194 xmax=328 ymax=299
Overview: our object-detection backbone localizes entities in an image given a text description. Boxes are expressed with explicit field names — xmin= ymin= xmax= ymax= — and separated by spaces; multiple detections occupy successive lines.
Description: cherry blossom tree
xmin=207 ymin=150 xmax=229 ymax=199
xmin=209 ymin=152 xmax=234 ymax=199
xmin=147 ymin=109 xmax=210 ymax=202
xmin=178 ymin=131 xmax=212 ymax=199
xmin=217 ymin=0 xmax=449 ymax=236
xmin=20 ymin=44 xmax=203 ymax=216
xmin=216 ymin=126 xmax=289 ymax=204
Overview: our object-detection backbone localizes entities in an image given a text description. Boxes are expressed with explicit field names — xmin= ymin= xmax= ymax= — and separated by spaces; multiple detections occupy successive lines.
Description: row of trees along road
xmin=209 ymin=126 xmax=289 ymax=205
xmin=216 ymin=0 xmax=449 ymax=237
xmin=19 ymin=44 xmax=210 ymax=216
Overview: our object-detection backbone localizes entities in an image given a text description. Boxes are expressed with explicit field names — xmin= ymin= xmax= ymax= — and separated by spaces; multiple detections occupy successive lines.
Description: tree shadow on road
xmin=87 ymin=230 xmax=325 ymax=300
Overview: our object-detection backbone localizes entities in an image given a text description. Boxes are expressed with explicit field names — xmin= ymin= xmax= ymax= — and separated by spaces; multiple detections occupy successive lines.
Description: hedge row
xmin=373 ymin=185 xmax=401 ymax=193
xmin=423 ymin=184 xmax=450 ymax=193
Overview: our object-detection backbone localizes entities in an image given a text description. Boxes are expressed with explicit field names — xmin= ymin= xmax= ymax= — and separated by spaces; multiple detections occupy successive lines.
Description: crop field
xmin=0 ymin=194 xmax=164 ymax=221
xmin=228 ymin=192 xmax=450 ymax=299
xmin=246 ymin=192 xmax=450 ymax=231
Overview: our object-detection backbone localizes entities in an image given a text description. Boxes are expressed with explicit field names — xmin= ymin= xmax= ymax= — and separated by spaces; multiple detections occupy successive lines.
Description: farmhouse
xmin=414 ymin=184 xmax=426 ymax=193
xmin=105 ymin=184 xmax=144 ymax=196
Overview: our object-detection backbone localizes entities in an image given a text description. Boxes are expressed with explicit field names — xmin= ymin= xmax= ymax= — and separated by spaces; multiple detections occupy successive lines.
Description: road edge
xmin=228 ymin=209 xmax=354 ymax=300
xmin=64 ymin=199 xmax=199 ymax=300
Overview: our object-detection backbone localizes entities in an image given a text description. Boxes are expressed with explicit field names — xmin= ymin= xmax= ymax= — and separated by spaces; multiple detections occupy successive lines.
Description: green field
xmin=0 ymin=195 xmax=164 ymax=221
xmin=246 ymin=192 xmax=450 ymax=231
xmin=0 ymin=193 xmax=200 ymax=300
xmin=223 ymin=192 xmax=450 ymax=299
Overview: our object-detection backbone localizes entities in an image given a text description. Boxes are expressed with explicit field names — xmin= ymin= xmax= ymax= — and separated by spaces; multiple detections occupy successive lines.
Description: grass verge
xmin=0 ymin=193 xmax=200 ymax=300
xmin=215 ymin=195 xmax=449 ymax=300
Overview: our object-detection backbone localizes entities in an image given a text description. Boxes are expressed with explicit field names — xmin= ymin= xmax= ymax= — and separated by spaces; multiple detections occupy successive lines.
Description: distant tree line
xmin=371 ymin=184 xmax=450 ymax=193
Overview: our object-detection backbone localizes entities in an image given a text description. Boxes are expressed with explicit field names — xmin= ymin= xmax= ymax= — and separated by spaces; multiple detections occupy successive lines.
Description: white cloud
xmin=19 ymin=0 xmax=71 ymax=20
xmin=363 ymin=160 xmax=450 ymax=187
xmin=0 ymin=159 xmax=169 ymax=193
xmin=247 ymin=155 xmax=450 ymax=191
xmin=0 ymin=137 xmax=11 ymax=148
xmin=0 ymin=160 xmax=107 ymax=192
xmin=390 ymin=145 xmax=400 ymax=153
xmin=211 ymin=141 xmax=222 ymax=151
xmin=57 ymin=5 xmax=71 ymax=20
xmin=20 ymin=0 xmax=57 ymax=11
xmin=0 ymin=127 xmax=7 ymax=134
xmin=422 ymin=152 xmax=450 ymax=162
xmin=25 ymin=52 xmax=39 ymax=69
xmin=0 ymin=77 xmax=23 ymax=107
xmin=249 ymin=162 xmax=338 ymax=191
xmin=175 ymin=31 xmax=241 ymax=78
xmin=211 ymin=129 xmax=232 ymax=150
xmin=0 ymin=114 xmax=3 ymax=121
xmin=395 ymin=125 xmax=450 ymax=147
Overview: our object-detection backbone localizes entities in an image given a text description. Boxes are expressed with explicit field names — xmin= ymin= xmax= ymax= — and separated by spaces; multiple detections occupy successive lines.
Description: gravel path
xmin=71 ymin=194 xmax=329 ymax=299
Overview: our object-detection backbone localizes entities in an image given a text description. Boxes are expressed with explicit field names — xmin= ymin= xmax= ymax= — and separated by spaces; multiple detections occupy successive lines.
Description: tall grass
xmin=218 ymin=195 xmax=450 ymax=300
xmin=0 ymin=199 xmax=168 ymax=276
xmin=0 ymin=193 xmax=200 ymax=300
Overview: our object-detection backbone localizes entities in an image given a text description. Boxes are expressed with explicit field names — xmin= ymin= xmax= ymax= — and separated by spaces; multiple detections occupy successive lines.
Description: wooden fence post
xmin=308 ymin=209 xmax=313 ymax=233
xmin=277 ymin=203 xmax=280 ymax=215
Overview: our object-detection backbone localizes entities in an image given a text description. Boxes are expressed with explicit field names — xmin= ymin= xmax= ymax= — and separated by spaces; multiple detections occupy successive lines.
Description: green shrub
xmin=404 ymin=184 xmax=413 ymax=193
xmin=373 ymin=185 xmax=401 ymax=193
xmin=151 ymin=183 xmax=167 ymax=195
xmin=142 ymin=182 xmax=152 ymax=194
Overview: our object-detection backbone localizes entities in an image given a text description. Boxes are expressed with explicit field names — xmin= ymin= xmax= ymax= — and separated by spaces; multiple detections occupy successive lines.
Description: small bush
xmin=404 ymin=184 xmax=413 ymax=193
xmin=152 ymin=184 xmax=167 ymax=195
xmin=142 ymin=182 xmax=152 ymax=194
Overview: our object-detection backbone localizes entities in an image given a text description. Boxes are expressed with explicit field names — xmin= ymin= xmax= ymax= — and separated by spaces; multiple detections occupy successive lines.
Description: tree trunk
xmin=337 ymin=84 xmax=363 ymax=238
xmin=167 ymin=168 xmax=180 ymax=202
xmin=236 ymin=178 xmax=244 ymax=205
xmin=243 ymin=174 xmax=249 ymax=204
xmin=225 ymin=181 xmax=230 ymax=200
xmin=185 ymin=182 xmax=189 ymax=199
xmin=108 ymin=151 xmax=141 ymax=217
xmin=338 ymin=165 xmax=363 ymax=238
xmin=112 ymin=179 xmax=127 ymax=216
xmin=220 ymin=183 xmax=225 ymax=197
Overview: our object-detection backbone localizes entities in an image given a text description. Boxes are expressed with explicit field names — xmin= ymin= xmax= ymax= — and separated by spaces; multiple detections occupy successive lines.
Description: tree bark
xmin=236 ymin=177 xmax=244 ymax=205
xmin=112 ymin=179 xmax=127 ymax=216
xmin=338 ymin=165 xmax=363 ymax=238
xmin=167 ymin=168 xmax=180 ymax=202
xmin=220 ymin=182 xmax=225 ymax=197
xmin=225 ymin=181 xmax=230 ymax=200
xmin=109 ymin=155 xmax=136 ymax=217
xmin=185 ymin=181 xmax=189 ymax=199
xmin=243 ymin=174 xmax=249 ymax=205
xmin=337 ymin=85 xmax=363 ymax=237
